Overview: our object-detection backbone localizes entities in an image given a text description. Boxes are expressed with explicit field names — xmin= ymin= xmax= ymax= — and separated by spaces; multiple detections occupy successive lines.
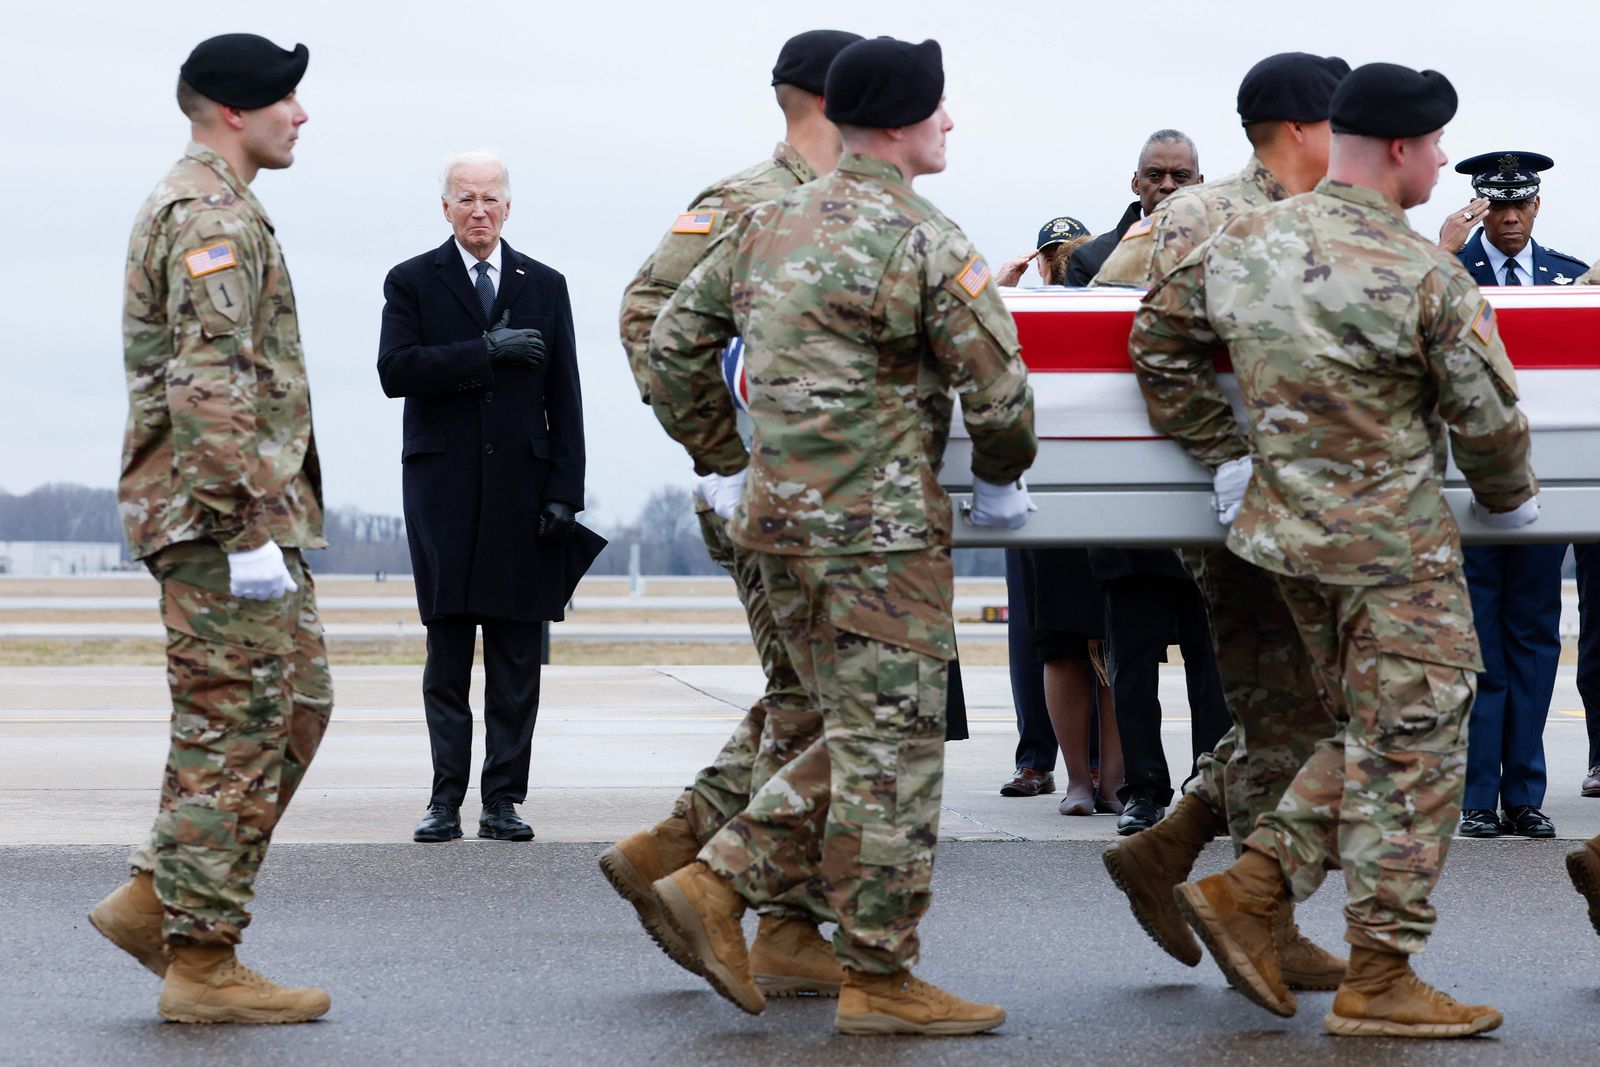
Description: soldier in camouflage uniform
xmin=1141 ymin=62 xmax=1533 ymax=1038
xmin=87 ymin=34 xmax=331 ymax=1025
xmin=601 ymin=29 xmax=860 ymax=999
xmin=1098 ymin=53 xmax=1352 ymax=990
xmin=644 ymin=38 xmax=1034 ymax=1036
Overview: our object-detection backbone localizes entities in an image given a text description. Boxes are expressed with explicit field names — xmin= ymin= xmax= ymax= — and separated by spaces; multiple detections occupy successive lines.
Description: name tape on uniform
xmin=956 ymin=255 xmax=992 ymax=298
xmin=185 ymin=241 xmax=238 ymax=277
xmin=672 ymin=210 xmax=718 ymax=235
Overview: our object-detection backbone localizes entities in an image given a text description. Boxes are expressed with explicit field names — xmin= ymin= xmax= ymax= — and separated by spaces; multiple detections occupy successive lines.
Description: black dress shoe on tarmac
xmin=1584 ymin=766 xmax=1600 ymax=798
xmin=1117 ymin=791 xmax=1164 ymax=836
xmin=1457 ymin=808 xmax=1503 ymax=837
xmin=479 ymin=799 xmax=536 ymax=841
xmin=1000 ymin=768 xmax=1055 ymax=797
xmin=1504 ymin=805 xmax=1556 ymax=838
xmin=413 ymin=803 xmax=462 ymax=843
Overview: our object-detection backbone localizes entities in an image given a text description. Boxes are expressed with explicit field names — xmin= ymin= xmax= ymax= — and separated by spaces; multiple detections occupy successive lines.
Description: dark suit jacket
xmin=1457 ymin=232 xmax=1589 ymax=287
xmin=1067 ymin=202 xmax=1144 ymax=286
xmin=378 ymin=236 xmax=586 ymax=623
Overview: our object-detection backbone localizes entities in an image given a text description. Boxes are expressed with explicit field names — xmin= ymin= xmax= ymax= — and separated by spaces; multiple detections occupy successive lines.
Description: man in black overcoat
xmin=379 ymin=150 xmax=587 ymax=843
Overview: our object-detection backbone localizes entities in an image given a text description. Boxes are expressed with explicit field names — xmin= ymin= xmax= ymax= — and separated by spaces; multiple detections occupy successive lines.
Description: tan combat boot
xmin=1566 ymin=833 xmax=1600 ymax=938
xmin=748 ymin=915 xmax=844 ymax=997
xmin=1273 ymin=902 xmax=1347 ymax=990
xmin=1174 ymin=848 xmax=1296 ymax=1017
xmin=1102 ymin=793 xmax=1224 ymax=967
xmin=652 ymin=862 xmax=765 ymax=1015
xmin=598 ymin=809 xmax=702 ymax=974
xmin=157 ymin=945 xmax=330 ymax=1024
xmin=835 ymin=969 xmax=1005 ymax=1036
xmin=89 ymin=871 xmax=168 ymax=977
xmin=1324 ymin=946 xmax=1502 ymax=1038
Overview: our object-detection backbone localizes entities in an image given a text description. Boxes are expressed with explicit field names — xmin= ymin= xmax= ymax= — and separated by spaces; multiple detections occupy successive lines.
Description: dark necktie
xmin=473 ymin=261 xmax=495 ymax=316
xmin=1503 ymin=260 xmax=1522 ymax=286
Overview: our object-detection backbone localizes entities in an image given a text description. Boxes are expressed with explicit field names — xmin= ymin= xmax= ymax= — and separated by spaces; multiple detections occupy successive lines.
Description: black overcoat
xmin=378 ymin=237 xmax=586 ymax=623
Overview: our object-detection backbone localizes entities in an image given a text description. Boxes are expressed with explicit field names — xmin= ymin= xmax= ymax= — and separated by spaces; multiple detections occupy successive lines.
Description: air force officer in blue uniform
xmin=1446 ymin=152 xmax=1588 ymax=839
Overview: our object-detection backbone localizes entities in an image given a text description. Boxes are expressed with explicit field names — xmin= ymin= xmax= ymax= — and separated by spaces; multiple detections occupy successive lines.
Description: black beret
xmin=181 ymin=33 xmax=308 ymax=110
xmin=1330 ymin=63 xmax=1457 ymax=138
xmin=1455 ymin=150 xmax=1553 ymax=202
xmin=824 ymin=37 xmax=944 ymax=128
xmin=771 ymin=29 xmax=863 ymax=95
xmin=1236 ymin=52 xmax=1350 ymax=125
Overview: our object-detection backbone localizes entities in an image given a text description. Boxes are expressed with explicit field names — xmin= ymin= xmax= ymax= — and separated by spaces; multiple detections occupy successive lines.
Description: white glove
xmin=1471 ymin=495 xmax=1540 ymax=530
xmin=966 ymin=476 xmax=1033 ymax=529
xmin=227 ymin=541 xmax=298 ymax=601
xmin=1212 ymin=456 xmax=1252 ymax=527
xmin=696 ymin=469 xmax=747 ymax=520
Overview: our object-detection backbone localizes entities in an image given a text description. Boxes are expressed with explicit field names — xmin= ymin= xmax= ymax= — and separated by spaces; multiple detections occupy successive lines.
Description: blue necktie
xmin=473 ymin=261 xmax=495 ymax=317
xmin=1504 ymin=260 xmax=1522 ymax=286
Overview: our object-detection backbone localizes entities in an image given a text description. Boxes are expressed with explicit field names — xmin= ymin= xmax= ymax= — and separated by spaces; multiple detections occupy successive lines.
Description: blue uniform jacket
xmin=1457 ymin=231 xmax=1588 ymax=286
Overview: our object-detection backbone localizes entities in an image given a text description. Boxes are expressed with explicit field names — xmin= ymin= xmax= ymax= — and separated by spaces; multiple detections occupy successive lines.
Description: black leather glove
xmin=538 ymin=500 xmax=576 ymax=541
xmin=484 ymin=310 xmax=547 ymax=368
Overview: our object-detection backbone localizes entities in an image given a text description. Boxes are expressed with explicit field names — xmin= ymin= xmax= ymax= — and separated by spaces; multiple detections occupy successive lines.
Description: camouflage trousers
xmin=673 ymin=509 xmax=825 ymax=920
xmin=1246 ymin=572 xmax=1479 ymax=955
xmin=1181 ymin=547 xmax=1338 ymax=852
xmin=704 ymin=548 xmax=953 ymax=974
xmin=129 ymin=540 xmax=332 ymax=945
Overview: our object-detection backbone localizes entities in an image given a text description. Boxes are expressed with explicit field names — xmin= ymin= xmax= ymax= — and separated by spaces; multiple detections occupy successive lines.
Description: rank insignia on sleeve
xmin=1471 ymin=300 xmax=1496 ymax=344
xmin=671 ymin=210 xmax=718 ymax=235
xmin=185 ymin=241 xmax=238 ymax=277
xmin=956 ymin=255 xmax=991 ymax=298
xmin=1121 ymin=215 xmax=1155 ymax=242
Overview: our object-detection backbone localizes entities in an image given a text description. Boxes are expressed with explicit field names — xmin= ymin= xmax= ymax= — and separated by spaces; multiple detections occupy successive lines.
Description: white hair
xmin=440 ymin=149 xmax=511 ymax=199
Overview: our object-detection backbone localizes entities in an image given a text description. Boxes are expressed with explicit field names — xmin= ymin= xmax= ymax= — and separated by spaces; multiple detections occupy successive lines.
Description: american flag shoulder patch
xmin=955 ymin=255 xmax=991 ymax=298
xmin=185 ymin=241 xmax=238 ymax=277
xmin=1471 ymin=300 xmax=1496 ymax=344
xmin=1121 ymin=215 xmax=1155 ymax=242
xmin=671 ymin=210 xmax=718 ymax=235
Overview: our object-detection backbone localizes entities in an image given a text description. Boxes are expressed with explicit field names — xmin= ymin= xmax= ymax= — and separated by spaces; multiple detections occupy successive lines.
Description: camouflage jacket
xmin=1135 ymin=179 xmax=1535 ymax=587
xmin=618 ymin=142 xmax=817 ymax=406
xmin=648 ymin=152 xmax=1036 ymax=557
xmin=120 ymin=144 xmax=323 ymax=559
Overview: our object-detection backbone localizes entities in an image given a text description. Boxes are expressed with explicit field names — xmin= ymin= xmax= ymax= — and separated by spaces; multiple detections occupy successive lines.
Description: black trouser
xmin=422 ymin=615 xmax=543 ymax=807
xmin=1576 ymin=544 xmax=1600 ymax=767
xmin=1005 ymin=549 xmax=1056 ymax=771
xmin=1103 ymin=574 xmax=1229 ymax=805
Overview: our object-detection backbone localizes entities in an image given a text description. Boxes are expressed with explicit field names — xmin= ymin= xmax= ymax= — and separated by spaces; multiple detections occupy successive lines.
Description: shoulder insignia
xmin=204 ymin=273 xmax=243 ymax=322
xmin=1471 ymin=300 xmax=1496 ymax=345
xmin=955 ymin=255 xmax=992 ymax=298
xmin=184 ymin=241 xmax=237 ymax=277
xmin=672 ymin=210 xmax=718 ymax=235
xmin=1121 ymin=215 xmax=1155 ymax=242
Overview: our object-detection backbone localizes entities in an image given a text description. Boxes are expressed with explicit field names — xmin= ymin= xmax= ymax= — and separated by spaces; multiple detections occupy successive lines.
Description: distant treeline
xmin=0 ymin=482 xmax=1003 ymax=577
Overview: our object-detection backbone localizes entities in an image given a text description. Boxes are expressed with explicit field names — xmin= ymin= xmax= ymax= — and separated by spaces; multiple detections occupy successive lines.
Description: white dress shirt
xmin=1479 ymin=231 xmax=1534 ymax=286
xmin=456 ymin=239 xmax=503 ymax=296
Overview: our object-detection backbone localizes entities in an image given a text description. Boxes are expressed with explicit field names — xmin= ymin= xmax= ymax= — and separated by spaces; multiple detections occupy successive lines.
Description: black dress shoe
xmin=1457 ymin=808 xmax=1503 ymax=837
xmin=479 ymin=798 xmax=535 ymax=841
xmin=1116 ymin=790 xmax=1165 ymax=836
xmin=1504 ymin=805 xmax=1555 ymax=838
xmin=414 ymin=803 xmax=462 ymax=843
xmin=1000 ymin=768 xmax=1055 ymax=797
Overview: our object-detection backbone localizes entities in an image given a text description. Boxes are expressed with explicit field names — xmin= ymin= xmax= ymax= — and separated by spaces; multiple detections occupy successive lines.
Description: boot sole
xmin=1565 ymin=848 xmax=1600 ymax=938
xmin=88 ymin=907 xmax=168 ymax=978
xmin=1173 ymin=883 xmax=1296 ymax=1018
xmin=1102 ymin=847 xmax=1202 ymax=967
xmin=477 ymin=827 xmax=535 ymax=841
xmin=835 ymin=1009 xmax=1005 ymax=1036
xmin=158 ymin=1000 xmax=330 ymax=1025
xmin=1322 ymin=1009 xmax=1502 ymax=1038
xmin=1283 ymin=969 xmax=1344 ymax=992
xmin=754 ymin=973 xmax=841 ymax=998
xmin=596 ymin=848 xmax=701 ymax=977
xmin=653 ymin=878 xmax=765 ymax=1016
xmin=412 ymin=828 xmax=463 ymax=843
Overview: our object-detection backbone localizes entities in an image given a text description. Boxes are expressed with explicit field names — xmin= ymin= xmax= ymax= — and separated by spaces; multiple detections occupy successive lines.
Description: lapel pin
xmin=515 ymin=268 xmax=526 ymax=275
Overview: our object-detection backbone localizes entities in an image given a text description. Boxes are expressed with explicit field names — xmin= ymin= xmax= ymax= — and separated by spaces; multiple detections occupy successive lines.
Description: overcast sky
xmin=4 ymin=0 xmax=1595 ymax=529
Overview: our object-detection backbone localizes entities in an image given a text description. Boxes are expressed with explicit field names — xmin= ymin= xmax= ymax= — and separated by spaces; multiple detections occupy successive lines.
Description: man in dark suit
xmin=378 ymin=150 xmax=587 ymax=843
xmin=1067 ymin=129 xmax=1202 ymax=285
xmin=1442 ymin=150 xmax=1587 ymax=840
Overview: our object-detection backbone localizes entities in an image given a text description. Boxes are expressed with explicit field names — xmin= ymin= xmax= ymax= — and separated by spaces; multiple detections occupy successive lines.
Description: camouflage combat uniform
xmin=1112 ymin=156 xmax=1337 ymax=851
xmin=618 ymin=144 xmax=821 ymax=890
xmin=649 ymin=153 xmax=1035 ymax=972
xmin=120 ymin=143 xmax=331 ymax=945
xmin=1135 ymin=178 xmax=1535 ymax=953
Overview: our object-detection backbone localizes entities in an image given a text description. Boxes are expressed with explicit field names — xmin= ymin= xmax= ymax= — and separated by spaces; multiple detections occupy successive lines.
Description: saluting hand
xmin=1438 ymin=197 xmax=1489 ymax=254
xmin=995 ymin=250 xmax=1039 ymax=288
xmin=484 ymin=309 xmax=548 ymax=368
